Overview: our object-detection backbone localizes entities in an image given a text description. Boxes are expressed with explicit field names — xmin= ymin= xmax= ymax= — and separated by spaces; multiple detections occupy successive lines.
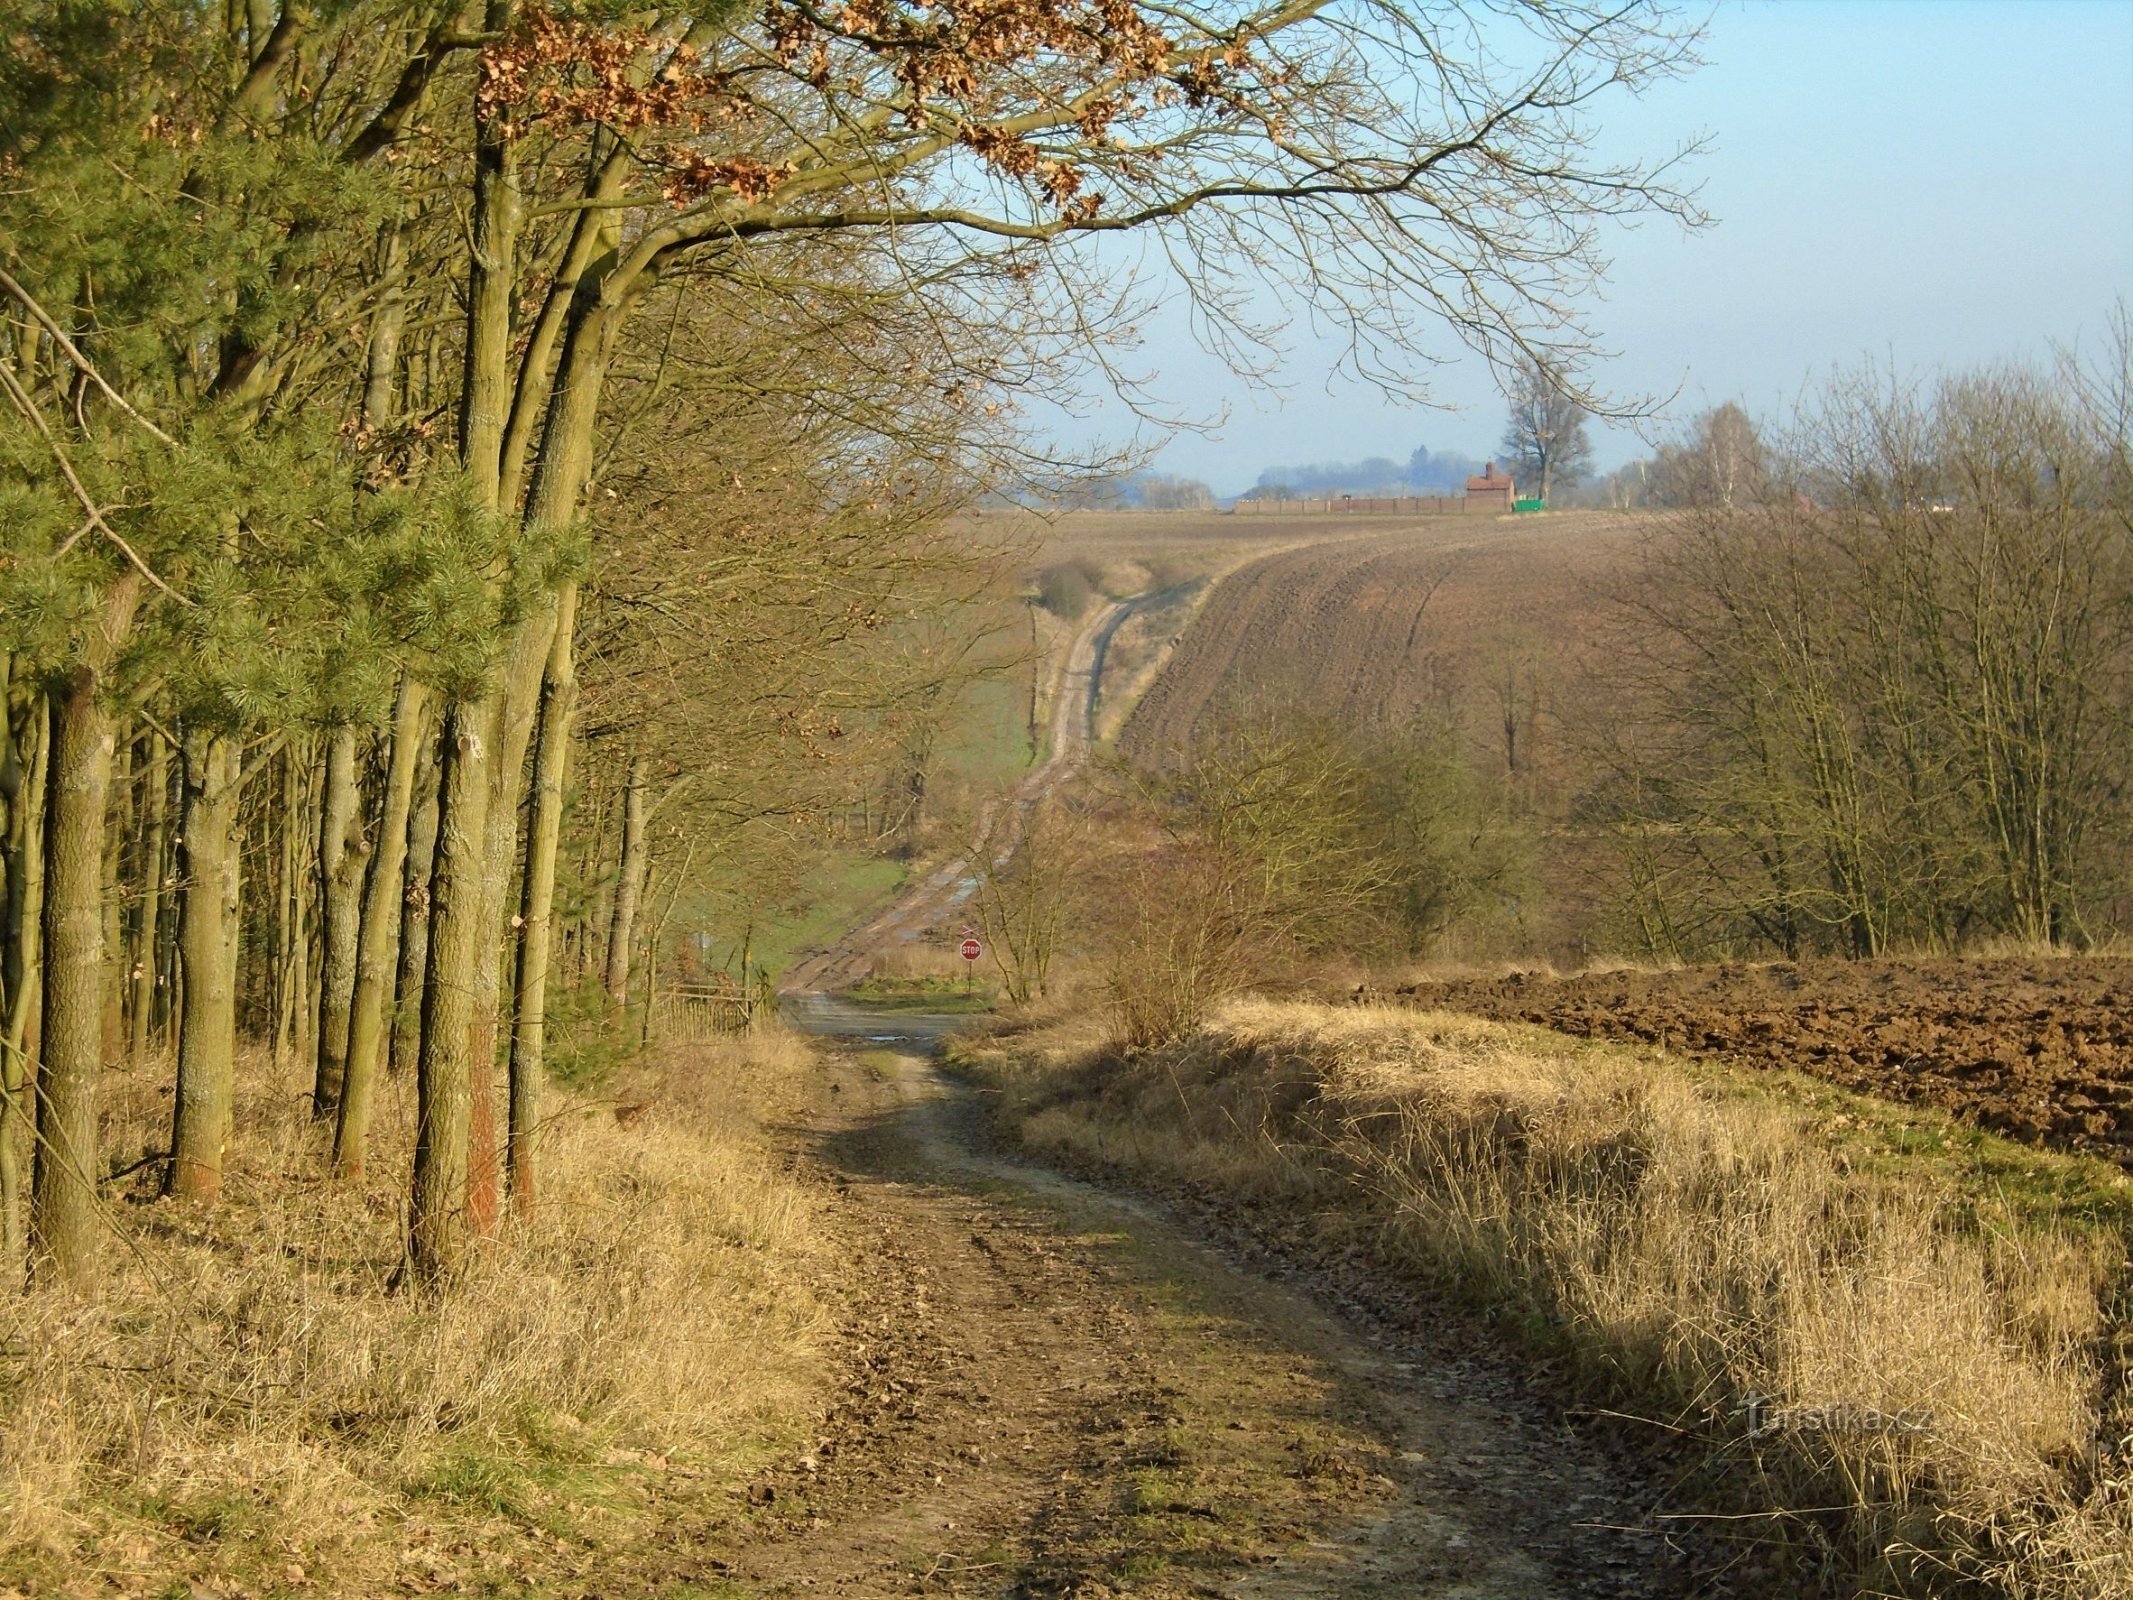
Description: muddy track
xmin=710 ymin=1027 xmax=1748 ymax=1598
xmin=1393 ymin=957 xmax=2133 ymax=1167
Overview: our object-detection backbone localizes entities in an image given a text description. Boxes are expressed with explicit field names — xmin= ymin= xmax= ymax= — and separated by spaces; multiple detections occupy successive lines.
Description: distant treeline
xmin=1241 ymin=443 xmax=1486 ymax=500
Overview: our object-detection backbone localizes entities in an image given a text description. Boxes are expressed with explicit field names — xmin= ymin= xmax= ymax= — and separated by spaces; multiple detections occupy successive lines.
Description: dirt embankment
xmin=1394 ymin=958 xmax=2133 ymax=1165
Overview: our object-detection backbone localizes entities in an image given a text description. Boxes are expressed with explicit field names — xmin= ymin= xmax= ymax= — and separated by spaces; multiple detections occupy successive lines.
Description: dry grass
xmin=0 ymin=1030 xmax=833 ymax=1597
xmin=958 ymin=1000 xmax=2133 ymax=1599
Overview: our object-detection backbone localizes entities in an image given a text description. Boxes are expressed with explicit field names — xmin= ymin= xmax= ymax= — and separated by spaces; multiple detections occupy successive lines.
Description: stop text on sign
xmin=960 ymin=938 xmax=982 ymax=961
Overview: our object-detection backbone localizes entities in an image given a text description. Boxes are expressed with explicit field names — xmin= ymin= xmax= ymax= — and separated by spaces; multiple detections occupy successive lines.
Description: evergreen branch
xmin=0 ymin=363 xmax=195 ymax=607
xmin=96 ymin=525 xmax=197 ymax=609
xmin=0 ymin=362 xmax=112 ymax=541
xmin=0 ymin=266 xmax=178 ymax=447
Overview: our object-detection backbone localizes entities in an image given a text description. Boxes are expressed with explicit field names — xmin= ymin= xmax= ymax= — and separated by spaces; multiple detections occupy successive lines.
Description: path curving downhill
xmin=783 ymin=587 xmax=1164 ymax=995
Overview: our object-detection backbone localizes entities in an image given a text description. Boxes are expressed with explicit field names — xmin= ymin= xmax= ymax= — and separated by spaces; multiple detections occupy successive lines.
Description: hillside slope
xmin=1119 ymin=512 xmax=1646 ymax=768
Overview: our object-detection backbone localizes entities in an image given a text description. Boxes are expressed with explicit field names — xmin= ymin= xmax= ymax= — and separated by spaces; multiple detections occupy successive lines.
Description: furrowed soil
xmin=721 ymin=1023 xmax=1739 ymax=1598
xmin=1393 ymin=957 xmax=2133 ymax=1167
xmin=1117 ymin=513 xmax=1644 ymax=770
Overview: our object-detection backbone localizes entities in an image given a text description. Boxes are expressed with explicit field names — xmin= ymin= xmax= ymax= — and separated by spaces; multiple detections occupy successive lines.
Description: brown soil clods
xmin=1395 ymin=958 xmax=2133 ymax=1165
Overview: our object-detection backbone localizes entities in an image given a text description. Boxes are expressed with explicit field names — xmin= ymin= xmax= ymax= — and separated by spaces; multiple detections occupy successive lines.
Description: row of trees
xmin=0 ymin=0 xmax=1701 ymax=1290
xmin=1589 ymin=344 xmax=2133 ymax=958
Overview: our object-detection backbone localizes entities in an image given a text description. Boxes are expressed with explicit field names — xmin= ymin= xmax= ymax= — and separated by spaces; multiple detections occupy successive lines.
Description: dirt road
xmin=722 ymin=1011 xmax=1735 ymax=1598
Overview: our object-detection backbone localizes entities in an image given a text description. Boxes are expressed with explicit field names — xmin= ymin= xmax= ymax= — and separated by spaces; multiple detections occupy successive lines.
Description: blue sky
xmin=1056 ymin=0 xmax=2133 ymax=494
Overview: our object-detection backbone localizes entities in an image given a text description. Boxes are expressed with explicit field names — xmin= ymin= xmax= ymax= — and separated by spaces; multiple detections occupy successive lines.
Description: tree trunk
xmin=463 ymin=267 xmax=622 ymax=1227
xmin=334 ymin=677 xmax=428 ymax=1181
xmin=409 ymin=695 xmax=494 ymax=1284
xmin=131 ymin=735 xmax=169 ymax=1061
xmin=605 ymin=754 xmax=648 ymax=1006
xmin=313 ymin=724 xmax=367 ymax=1119
xmin=31 ymin=572 xmax=139 ymax=1287
xmin=466 ymin=606 xmax=557 ymax=1239
xmin=2 ymin=682 xmax=48 ymax=1274
xmin=443 ymin=25 xmax=522 ymax=1248
xmin=100 ymin=732 xmax=131 ymax=1061
xmin=363 ymin=222 xmax=408 ymax=427
xmin=389 ymin=728 xmax=440 ymax=1080
xmin=273 ymin=745 xmax=299 ymax=1067
xmin=507 ymin=588 xmax=578 ymax=1214
xmin=166 ymin=731 xmax=241 ymax=1204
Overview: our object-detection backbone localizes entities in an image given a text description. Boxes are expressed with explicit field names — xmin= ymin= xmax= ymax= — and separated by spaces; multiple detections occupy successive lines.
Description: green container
xmin=1513 ymin=498 xmax=1545 ymax=512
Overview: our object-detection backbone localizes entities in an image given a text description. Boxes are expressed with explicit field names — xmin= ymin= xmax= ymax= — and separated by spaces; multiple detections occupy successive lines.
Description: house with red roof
xmin=1465 ymin=460 xmax=1515 ymax=513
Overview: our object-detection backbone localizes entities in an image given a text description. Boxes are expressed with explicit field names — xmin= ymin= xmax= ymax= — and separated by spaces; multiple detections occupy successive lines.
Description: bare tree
xmin=1593 ymin=354 xmax=2133 ymax=959
xmin=1651 ymin=402 xmax=1769 ymax=508
xmin=1500 ymin=357 xmax=1595 ymax=504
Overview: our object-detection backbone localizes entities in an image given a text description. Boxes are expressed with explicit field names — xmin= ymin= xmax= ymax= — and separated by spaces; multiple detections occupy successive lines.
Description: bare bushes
xmin=967 ymin=1004 xmax=2132 ymax=1597
xmin=1080 ymin=716 xmax=1532 ymax=1045
xmin=0 ymin=1032 xmax=830 ymax=1592
xmin=1037 ymin=560 xmax=1100 ymax=621
xmin=1591 ymin=353 xmax=2133 ymax=960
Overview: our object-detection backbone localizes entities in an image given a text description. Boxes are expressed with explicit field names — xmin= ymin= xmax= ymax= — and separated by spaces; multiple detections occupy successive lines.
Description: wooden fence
xmin=649 ymin=981 xmax=757 ymax=1042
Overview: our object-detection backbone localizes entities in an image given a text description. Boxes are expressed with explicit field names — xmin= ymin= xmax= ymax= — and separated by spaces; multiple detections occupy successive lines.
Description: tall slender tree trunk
xmin=131 ymin=735 xmax=168 ymax=1061
xmin=31 ymin=572 xmax=140 ymax=1287
xmin=273 ymin=746 xmax=298 ymax=1066
xmin=313 ymin=725 xmax=366 ymax=1118
xmin=363 ymin=222 xmax=409 ymax=427
xmin=334 ymin=678 xmax=428 ymax=1181
xmin=389 ymin=730 xmax=440 ymax=1079
xmin=427 ymin=2 xmax=525 ymax=1261
xmin=166 ymin=732 xmax=241 ymax=1203
xmin=584 ymin=770 xmax=616 ymax=987
xmin=410 ymin=696 xmax=494 ymax=1283
xmin=605 ymin=754 xmax=648 ymax=1007
xmin=465 ymin=264 xmax=622 ymax=1227
xmin=466 ymin=608 xmax=556 ymax=1238
xmin=507 ymin=588 xmax=577 ymax=1214
xmin=2 ymin=681 xmax=48 ymax=1273
xmin=100 ymin=733 xmax=132 ymax=1060
xmin=294 ymin=746 xmax=321 ymax=1073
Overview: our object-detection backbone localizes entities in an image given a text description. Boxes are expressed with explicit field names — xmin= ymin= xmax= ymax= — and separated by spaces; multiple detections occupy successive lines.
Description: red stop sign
xmin=960 ymin=937 xmax=982 ymax=962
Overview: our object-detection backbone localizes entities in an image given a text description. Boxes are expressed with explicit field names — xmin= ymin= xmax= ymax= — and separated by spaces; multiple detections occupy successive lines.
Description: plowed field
xmin=1394 ymin=959 xmax=2133 ymax=1166
xmin=1118 ymin=512 xmax=1645 ymax=766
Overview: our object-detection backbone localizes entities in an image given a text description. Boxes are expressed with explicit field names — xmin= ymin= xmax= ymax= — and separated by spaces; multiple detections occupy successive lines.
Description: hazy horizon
xmin=1045 ymin=0 xmax=2133 ymax=494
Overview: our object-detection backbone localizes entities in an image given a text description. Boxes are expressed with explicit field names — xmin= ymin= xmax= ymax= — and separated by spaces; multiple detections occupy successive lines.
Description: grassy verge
xmin=842 ymin=973 xmax=996 ymax=1012
xmin=752 ymin=852 xmax=909 ymax=976
xmin=0 ymin=1032 xmax=835 ymax=1597
xmin=949 ymin=1000 xmax=2133 ymax=1600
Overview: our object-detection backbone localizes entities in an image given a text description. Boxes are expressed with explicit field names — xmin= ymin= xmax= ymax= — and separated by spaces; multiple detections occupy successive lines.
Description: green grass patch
xmin=843 ymin=973 xmax=996 ymax=1012
xmin=937 ymin=675 xmax=1040 ymax=789
xmin=1420 ymin=1016 xmax=2133 ymax=1243
xmin=1598 ymin=1032 xmax=2133 ymax=1240
xmin=735 ymin=853 xmax=909 ymax=980
xmin=404 ymin=1405 xmax=640 ymax=1538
